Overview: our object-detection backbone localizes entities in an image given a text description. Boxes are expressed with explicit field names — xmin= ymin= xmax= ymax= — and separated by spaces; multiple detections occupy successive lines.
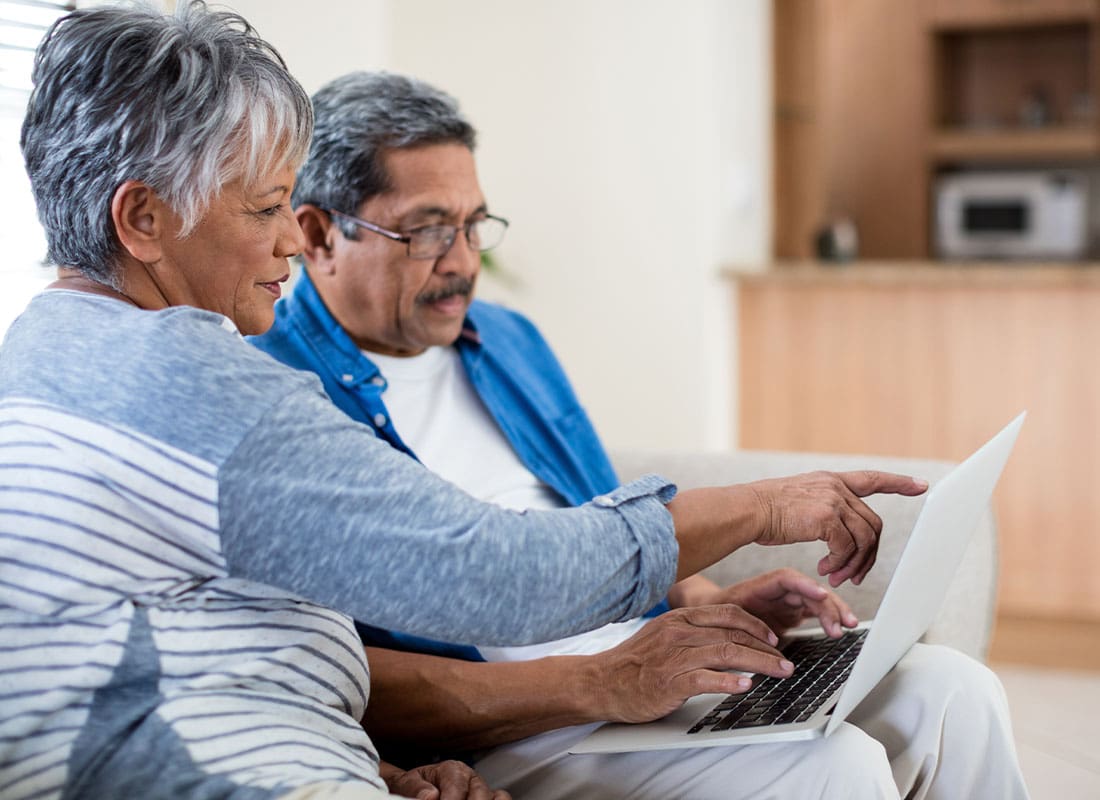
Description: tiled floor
xmin=994 ymin=665 xmax=1100 ymax=799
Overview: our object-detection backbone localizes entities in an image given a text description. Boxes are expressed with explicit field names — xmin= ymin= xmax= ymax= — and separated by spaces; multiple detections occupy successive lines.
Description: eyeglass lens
xmin=408 ymin=218 xmax=507 ymax=259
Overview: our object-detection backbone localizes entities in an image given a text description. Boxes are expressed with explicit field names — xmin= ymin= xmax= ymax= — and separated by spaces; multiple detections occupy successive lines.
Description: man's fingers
xmin=680 ymin=603 xmax=780 ymax=647
xmin=462 ymin=775 xmax=499 ymax=800
xmin=705 ymin=641 xmax=794 ymax=679
xmin=771 ymin=569 xmax=830 ymax=601
xmin=682 ymin=642 xmax=795 ymax=688
xmin=783 ymin=592 xmax=806 ymax=608
xmin=758 ymin=569 xmax=857 ymax=632
xmin=432 ymin=761 xmax=499 ymax=800
xmin=837 ymin=470 xmax=929 ymax=498
xmin=683 ymin=668 xmax=757 ymax=697
xmin=803 ymin=591 xmax=857 ymax=637
xmin=388 ymin=771 xmax=438 ymax=800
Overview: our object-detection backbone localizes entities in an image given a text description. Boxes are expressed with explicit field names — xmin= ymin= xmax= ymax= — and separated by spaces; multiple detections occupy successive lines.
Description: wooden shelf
xmin=929 ymin=0 xmax=1097 ymax=31
xmin=931 ymin=127 xmax=1100 ymax=161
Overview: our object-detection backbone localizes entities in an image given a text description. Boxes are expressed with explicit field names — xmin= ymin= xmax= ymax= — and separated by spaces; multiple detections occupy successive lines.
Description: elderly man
xmin=250 ymin=72 xmax=1030 ymax=799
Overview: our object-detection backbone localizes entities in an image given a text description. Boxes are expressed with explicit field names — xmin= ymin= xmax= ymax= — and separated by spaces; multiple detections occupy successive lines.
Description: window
xmin=0 ymin=1 xmax=76 ymax=337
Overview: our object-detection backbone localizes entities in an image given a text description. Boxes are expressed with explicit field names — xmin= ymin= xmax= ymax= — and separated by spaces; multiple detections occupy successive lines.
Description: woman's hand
xmin=747 ymin=470 xmax=927 ymax=586
xmin=380 ymin=759 xmax=511 ymax=800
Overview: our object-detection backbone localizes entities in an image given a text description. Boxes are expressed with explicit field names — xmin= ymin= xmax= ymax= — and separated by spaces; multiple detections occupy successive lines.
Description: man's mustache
xmin=416 ymin=277 xmax=475 ymax=305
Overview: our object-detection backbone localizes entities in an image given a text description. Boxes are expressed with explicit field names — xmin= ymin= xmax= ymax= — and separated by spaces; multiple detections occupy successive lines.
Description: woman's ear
xmin=296 ymin=205 xmax=339 ymax=276
xmin=111 ymin=180 xmax=169 ymax=264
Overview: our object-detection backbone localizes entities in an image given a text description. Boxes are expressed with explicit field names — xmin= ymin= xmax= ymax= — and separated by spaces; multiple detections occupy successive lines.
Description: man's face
xmin=320 ymin=142 xmax=487 ymax=357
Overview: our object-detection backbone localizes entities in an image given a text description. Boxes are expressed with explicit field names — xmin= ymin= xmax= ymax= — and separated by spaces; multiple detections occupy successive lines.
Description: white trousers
xmin=470 ymin=644 xmax=1030 ymax=800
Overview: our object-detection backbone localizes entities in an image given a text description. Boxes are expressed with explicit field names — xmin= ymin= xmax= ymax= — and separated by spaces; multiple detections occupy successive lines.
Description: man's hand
xmin=587 ymin=604 xmax=794 ymax=724
xmin=380 ymin=759 xmax=511 ymax=800
xmin=691 ymin=569 xmax=858 ymax=638
xmin=748 ymin=470 xmax=928 ymax=587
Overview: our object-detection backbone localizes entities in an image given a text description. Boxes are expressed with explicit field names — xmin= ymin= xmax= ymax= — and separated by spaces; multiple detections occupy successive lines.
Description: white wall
xmin=222 ymin=0 xmax=773 ymax=451
xmin=388 ymin=0 xmax=771 ymax=451
xmin=218 ymin=0 xmax=391 ymax=93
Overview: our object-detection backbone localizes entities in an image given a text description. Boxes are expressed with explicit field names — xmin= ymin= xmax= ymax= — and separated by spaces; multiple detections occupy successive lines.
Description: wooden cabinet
xmin=931 ymin=10 xmax=1100 ymax=163
xmin=773 ymin=0 xmax=930 ymax=260
xmin=734 ymin=264 xmax=1100 ymax=622
xmin=773 ymin=0 xmax=1100 ymax=259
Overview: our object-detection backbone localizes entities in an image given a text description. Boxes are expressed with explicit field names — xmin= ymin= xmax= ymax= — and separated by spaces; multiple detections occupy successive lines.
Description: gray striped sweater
xmin=0 ymin=290 xmax=677 ymax=799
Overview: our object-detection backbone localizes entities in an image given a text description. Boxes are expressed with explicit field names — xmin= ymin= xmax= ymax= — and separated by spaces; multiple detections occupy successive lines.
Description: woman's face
xmin=154 ymin=163 xmax=305 ymax=335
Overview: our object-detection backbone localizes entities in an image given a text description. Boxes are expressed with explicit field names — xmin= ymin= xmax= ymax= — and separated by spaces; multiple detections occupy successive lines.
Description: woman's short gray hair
xmin=20 ymin=0 xmax=313 ymax=286
xmin=292 ymin=71 xmax=476 ymax=240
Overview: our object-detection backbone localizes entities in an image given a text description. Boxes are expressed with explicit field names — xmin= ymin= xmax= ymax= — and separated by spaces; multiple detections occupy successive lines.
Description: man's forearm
xmin=362 ymin=647 xmax=612 ymax=753
xmin=666 ymin=573 xmax=724 ymax=608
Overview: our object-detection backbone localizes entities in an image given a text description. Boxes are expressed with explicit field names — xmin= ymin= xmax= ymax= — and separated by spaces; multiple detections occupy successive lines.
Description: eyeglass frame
xmin=323 ymin=207 xmax=509 ymax=260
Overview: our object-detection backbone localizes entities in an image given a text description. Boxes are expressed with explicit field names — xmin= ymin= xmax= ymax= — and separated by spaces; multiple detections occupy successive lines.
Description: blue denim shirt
xmin=250 ymin=271 xmax=668 ymax=659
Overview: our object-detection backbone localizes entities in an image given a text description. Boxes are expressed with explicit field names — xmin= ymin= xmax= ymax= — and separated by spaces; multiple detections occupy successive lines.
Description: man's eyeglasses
xmin=324 ymin=208 xmax=509 ymax=260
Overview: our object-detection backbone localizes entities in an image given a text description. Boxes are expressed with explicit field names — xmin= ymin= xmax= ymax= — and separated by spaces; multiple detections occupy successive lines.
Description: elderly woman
xmin=2 ymin=2 xmax=929 ymax=799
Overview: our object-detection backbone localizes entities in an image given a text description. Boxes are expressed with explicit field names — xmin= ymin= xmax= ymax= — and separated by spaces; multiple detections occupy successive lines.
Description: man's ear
xmin=111 ymin=180 xmax=168 ymax=264
xmin=297 ymin=204 xmax=339 ymax=275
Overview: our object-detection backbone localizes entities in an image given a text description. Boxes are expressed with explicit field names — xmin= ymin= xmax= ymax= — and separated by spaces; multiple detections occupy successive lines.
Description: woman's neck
xmin=49 ymin=269 xmax=140 ymax=308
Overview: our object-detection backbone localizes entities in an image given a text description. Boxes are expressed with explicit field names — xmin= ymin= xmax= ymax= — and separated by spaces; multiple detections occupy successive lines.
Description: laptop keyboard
xmin=687 ymin=628 xmax=869 ymax=734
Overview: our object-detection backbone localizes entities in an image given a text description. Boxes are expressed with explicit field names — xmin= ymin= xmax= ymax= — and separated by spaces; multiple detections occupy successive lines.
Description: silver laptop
xmin=571 ymin=412 xmax=1025 ymax=754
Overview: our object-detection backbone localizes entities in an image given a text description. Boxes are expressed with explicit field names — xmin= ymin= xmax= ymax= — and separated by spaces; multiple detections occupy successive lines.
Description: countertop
xmin=723 ymin=260 xmax=1100 ymax=288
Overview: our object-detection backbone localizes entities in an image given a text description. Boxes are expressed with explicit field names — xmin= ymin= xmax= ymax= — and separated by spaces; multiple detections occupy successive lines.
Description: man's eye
xmin=411 ymin=225 xmax=453 ymax=242
xmin=259 ymin=204 xmax=284 ymax=217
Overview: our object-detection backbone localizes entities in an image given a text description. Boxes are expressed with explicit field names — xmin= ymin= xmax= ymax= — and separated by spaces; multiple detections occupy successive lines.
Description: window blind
xmin=0 ymin=1 xmax=75 ymax=336
xmin=0 ymin=1 xmax=74 ymax=105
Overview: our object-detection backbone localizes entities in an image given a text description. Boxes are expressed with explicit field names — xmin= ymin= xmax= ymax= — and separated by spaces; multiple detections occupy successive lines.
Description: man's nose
xmin=435 ymin=228 xmax=481 ymax=277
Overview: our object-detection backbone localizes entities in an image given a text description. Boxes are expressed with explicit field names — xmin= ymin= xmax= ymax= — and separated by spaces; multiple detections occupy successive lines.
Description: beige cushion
xmin=611 ymin=449 xmax=998 ymax=661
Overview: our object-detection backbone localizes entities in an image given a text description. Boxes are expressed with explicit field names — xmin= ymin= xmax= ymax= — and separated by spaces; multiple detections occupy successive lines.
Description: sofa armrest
xmin=610 ymin=449 xmax=998 ymax=661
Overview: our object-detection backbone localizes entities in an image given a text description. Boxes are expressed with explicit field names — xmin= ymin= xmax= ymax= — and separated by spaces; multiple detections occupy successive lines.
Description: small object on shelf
xmin=1019 ymin=84 xmax=1052 ymax=128
xmin=815 ymin=218 xmax=859 ymax=263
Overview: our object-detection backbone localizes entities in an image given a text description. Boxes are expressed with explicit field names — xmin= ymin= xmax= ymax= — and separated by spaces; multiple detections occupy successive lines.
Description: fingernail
xmin=845 ymin=613 xmax=858 ymax=626
xmin=780 ymin=660 xmax=795 ymax=672
xmin=768 ymin=631 xmax=779 ymax=646
xmin=914 ymin=478 xmax=929 ymax=489
xmin=738 ymin=676 xmax=752 ymax=689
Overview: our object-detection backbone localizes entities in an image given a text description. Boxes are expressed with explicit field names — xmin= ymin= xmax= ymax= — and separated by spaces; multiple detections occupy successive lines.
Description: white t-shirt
xmin=369 ymin=346 xmax=648 ymax=661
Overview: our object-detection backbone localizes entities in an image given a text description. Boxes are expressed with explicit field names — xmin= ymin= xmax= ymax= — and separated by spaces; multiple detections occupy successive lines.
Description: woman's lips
xmin=259 ymin=274 xmax=289 ymax=298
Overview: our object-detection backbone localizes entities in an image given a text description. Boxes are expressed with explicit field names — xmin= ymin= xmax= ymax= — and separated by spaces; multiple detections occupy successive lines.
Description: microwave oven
xmin=934 ymin=170 xmax=1088 ymax=260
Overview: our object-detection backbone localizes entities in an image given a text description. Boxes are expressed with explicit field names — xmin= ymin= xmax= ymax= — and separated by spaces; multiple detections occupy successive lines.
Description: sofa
xmin=611 ymin=449 xmax=998 ymax=662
